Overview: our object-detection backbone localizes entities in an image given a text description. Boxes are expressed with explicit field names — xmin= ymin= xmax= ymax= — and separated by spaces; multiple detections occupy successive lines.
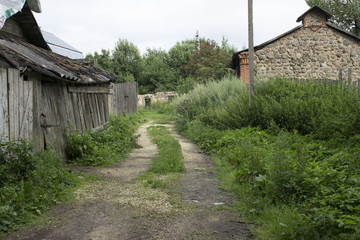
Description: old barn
xmin=0 ymin=2 xmax=137 ymax=157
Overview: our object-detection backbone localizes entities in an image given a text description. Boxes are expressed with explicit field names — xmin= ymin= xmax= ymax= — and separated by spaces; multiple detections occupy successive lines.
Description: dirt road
xmin=6 ymin=122 xmax=253 ymax=240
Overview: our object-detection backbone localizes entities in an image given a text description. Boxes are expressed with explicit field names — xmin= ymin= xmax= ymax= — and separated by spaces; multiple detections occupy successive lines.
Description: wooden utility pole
xmin=248 ymin=0 xmax=255 ymax=102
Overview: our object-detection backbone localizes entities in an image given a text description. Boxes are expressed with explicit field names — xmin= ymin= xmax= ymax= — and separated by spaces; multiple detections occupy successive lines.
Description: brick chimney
xmin=296 ymin=6 xmax=332 ymax=30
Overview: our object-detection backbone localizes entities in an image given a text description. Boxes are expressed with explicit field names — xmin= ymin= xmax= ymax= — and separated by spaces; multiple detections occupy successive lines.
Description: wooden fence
xmin=109 ymin=82 xmax=138 ymax=115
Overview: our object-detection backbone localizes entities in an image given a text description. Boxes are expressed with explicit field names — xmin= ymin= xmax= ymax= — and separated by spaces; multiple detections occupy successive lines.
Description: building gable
xmin=296 ymin=6 xmax=332 ymax=28
xmin=232 ymin=6 xmax=360 ymax=83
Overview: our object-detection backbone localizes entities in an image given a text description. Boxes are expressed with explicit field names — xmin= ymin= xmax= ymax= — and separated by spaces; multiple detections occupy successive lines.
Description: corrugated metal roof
xmin=41 ymin=30 xmax=84 ymax=59
xmin=0 ymin=32 xmax=116 ymax=84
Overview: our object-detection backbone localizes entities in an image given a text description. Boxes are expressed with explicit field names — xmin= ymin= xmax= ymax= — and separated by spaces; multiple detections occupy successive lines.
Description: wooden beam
xmin=68 ymin=86 xmax=110 ymax=94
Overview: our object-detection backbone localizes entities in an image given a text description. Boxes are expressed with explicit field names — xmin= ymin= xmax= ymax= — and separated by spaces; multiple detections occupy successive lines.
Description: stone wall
xmin=138 ymin=92 xmax=178 ymax=108
xmin=254 ymin=26 xmax=360 ymax=82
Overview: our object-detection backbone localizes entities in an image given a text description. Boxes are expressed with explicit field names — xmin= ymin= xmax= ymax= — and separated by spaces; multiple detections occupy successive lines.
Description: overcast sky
xmin=34 ymin=0 xmax=310 ymax=56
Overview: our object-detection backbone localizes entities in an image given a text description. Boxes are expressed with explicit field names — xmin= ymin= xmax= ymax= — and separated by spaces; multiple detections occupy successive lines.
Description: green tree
xmin=140 ymin=48 xmax=177 ymax=93
xmin=112 ymin=39 xmax=143 ymax=83
xmin=85 ymin=49 xmax=113 ymax=73
xmin=306 ymin=0 xmax=360 ymax=36
xmin=167 ymin=39 xmax=197 ymax=78
xmin=183 ymin=39 xmax=233 ymax=83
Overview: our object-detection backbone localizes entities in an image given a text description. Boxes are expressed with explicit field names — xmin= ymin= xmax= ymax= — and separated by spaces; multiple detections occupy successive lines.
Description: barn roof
xmin=0 ymin=32 xmax=116 ymax=84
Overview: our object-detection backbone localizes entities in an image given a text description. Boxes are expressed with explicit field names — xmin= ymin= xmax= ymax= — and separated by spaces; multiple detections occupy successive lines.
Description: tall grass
xmin=174 ymin=76 xmax=360 ymax=239
xmin=174 ymin=76 xmax=360 ymax=140
xmin=174 ymin=75 xmax=248 ymax=129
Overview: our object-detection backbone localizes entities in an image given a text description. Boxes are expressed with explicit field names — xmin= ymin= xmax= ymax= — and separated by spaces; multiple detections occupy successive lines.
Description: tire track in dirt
xmin=144 ymin=124 xmax=253 ymax=240
xmin=6 ymin=122 xmax=253 ymax=240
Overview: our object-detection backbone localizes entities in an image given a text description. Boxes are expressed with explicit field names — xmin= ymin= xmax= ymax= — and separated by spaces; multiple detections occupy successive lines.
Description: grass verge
xmin=147 ymin=126 xmax=185 ymax=174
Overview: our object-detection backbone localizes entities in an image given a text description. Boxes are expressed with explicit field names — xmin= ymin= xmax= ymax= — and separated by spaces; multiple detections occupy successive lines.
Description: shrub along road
xmin=6 ymin=122 xmax=252 ymax=240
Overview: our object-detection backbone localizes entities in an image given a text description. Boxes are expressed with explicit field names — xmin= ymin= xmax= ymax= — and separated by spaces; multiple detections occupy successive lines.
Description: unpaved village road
xmin=6 ymin=122 xmax=253 ymax=240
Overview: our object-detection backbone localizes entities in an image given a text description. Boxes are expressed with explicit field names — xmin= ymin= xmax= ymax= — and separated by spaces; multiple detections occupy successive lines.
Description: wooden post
xmin=248 ymin=0 xmax=255 ymax=103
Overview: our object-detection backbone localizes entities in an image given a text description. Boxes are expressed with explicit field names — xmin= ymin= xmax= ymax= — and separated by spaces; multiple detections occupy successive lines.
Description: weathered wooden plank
xmin=82 ymin=93 xmax=91 ymax=129
xmin=94 ymin=94 xmax=103 ymax=125
xmin=18 ymin=74 xmax=24 ymax=139
xmin=78 ymin=93 xmax=87 ymax=131
xmin=19 ymin=78 xmax=33 ymax=140
xmin=8 ymin=69 xmax=16 ymax=139
xmin=31 ymin=73 xmax=42 ymax=150
xmin=56 ymin=84 xmax=68 ymax=157
xmin=88 ymin=94 xmax=96 ymax=128
xmin=71 ymin=92 xmax=83 ymax=132
xmin=68 ymin=86 xmax=110 ymax=94
xmin=98 ymin=94 xmax=106 ymax=125
xmin=80 ymin=93 xmax=91 ymax=130
xmin=76 ymin=93 xmax=86 ymax=132
xmin=0 ymin=68 xmax=9 ymax=140
xmin=63 ymin=84 xmax=75 ymax=129
xmin=91 ymin=94 xmax=101 ymax=127
xmin=21 ymin=79 xmax=28 ymax=139
xmin=27 ymin=79 xmax=34 ymax=140
xmin=108 ymin=86 xmax=114 ymax=115
xmin=103 ymin=93 xmax=109 ymax=122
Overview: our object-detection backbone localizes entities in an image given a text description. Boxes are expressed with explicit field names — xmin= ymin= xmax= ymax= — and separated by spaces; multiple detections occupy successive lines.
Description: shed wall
xmin=0 ymin=68 xmax=33 ymax=141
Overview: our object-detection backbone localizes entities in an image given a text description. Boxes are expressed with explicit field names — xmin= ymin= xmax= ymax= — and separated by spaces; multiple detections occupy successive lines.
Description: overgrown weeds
xmin=174 ymin=76 xmax=360 ymax=239
xmin=66 ymin=112 xmax=146 ymax=166
xmin=0 ymin=140 xmax=75 ymax=235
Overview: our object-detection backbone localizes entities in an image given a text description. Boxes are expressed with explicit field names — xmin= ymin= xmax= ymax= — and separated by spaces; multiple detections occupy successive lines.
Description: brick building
xmin=232 ymin=6 xmax=360 ymax=83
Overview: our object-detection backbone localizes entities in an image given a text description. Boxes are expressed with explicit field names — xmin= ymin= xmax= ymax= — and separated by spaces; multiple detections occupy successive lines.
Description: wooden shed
xmin=0 ymin=3 xmax=117 ymax=156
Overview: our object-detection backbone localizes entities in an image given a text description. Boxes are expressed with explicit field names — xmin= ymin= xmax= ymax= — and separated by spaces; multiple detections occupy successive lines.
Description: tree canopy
xmin=306 ymin=0 xmax=360 ymax=36
xmin=86 ymin=36 xmax=237 ymax=94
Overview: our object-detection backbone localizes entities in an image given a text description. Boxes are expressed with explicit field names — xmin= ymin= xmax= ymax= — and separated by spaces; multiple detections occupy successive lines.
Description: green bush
xmin=66 ymin=112 xmax=145 ymax=166
xmin=0 ymin=139 xmax=74 ymax=233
